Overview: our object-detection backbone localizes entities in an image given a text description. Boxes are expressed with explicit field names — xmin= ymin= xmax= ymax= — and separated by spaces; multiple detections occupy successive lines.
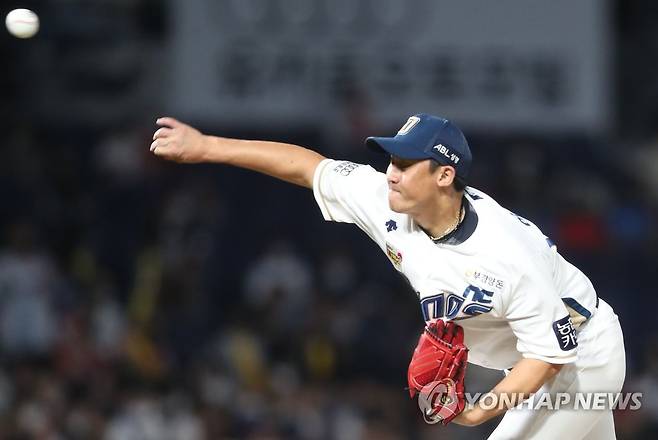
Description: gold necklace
xmin=429 ymin=204 xmax=464 ymax=241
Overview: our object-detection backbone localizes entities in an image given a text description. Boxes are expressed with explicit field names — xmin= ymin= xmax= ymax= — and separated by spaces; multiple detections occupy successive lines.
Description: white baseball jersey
xmin=312 ymin=159 xmax=600 ymax=371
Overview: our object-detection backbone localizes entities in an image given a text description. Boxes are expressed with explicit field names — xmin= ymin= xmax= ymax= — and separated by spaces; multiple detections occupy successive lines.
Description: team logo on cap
xmin=397 ymin=116 xmax=420 ymax=135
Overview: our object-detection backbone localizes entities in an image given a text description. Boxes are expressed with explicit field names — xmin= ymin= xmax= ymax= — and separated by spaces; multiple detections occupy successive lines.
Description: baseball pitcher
xmin=150 ymin=113 xmax=626 ymax=439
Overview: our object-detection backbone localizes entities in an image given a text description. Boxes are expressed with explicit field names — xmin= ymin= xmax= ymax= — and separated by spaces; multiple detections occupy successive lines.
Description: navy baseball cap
xmin=365 ymin=113 xmax=472 ymax=181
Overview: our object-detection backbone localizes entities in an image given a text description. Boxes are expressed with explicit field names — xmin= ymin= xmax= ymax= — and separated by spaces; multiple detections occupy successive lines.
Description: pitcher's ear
xmin=435 ymin=165 xmax=456 ymax=189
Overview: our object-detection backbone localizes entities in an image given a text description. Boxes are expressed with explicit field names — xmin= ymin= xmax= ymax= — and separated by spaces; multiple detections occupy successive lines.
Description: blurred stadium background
xmin=1 ymin=0 xmax=657 ymax=438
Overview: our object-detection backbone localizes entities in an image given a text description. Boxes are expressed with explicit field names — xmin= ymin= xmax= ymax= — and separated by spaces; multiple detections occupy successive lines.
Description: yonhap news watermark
xmin=418 ymin=382 xmax=643 ymax=413
xmin=467 ymin=392 xmax=643 ymax=411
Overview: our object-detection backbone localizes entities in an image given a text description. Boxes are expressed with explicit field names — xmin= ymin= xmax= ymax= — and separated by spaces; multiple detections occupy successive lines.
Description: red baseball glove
xmin=408 ymin=319 xmax=468 ymax=425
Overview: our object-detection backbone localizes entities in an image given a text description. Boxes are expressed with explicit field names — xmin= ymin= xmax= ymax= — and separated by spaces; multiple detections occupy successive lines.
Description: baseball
xmin=5 ymin=9 xmax=39 ymax=39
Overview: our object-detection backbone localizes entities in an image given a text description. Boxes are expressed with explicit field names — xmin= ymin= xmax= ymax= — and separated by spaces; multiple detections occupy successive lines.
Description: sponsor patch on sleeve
xmin=385 ymin=242 xmax=403 ymax=269
xmin=552 ymin=315 xmax=578 ymax=351
xmin=332 ymin=161 xmax=361 ymax=176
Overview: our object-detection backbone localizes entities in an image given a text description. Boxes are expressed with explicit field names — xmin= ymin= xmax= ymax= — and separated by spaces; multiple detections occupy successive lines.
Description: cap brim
xmin=365 ymin=136 xmax=429 ymax=160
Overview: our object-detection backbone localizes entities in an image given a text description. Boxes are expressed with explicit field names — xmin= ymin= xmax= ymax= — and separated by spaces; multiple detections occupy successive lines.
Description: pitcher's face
xmin=386 ymin=157 xmax=438 ymax=215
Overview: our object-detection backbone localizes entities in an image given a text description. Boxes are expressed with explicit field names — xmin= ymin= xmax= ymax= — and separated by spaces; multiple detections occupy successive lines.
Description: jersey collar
xmin=427 ymin=196 xmax=478 ymax=246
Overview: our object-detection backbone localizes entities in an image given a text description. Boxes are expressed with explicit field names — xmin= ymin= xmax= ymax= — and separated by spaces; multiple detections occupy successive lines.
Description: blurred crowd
xmin=1 ymin=121 xmax=658 ymax=439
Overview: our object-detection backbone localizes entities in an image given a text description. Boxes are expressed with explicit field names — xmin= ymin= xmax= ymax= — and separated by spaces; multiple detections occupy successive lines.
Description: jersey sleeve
xmin=503 ymin=270 xmax=579 ymax=364
xmin=312 ymin=159 xmax=389 ymax=239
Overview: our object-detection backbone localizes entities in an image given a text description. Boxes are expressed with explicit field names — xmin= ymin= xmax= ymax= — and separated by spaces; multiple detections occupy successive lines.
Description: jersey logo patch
xmin=552 ymin=315 xmax=578 ymax=351
xmin=386 ymin=242 xmax=402 ymax=269
xmin=385 ymin=219 xmax=397 ymax=232
xmin=420 ymin=285 xmax=493 ymax=321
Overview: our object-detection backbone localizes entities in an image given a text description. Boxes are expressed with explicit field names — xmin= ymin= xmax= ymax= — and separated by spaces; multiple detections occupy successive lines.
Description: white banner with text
xmin=167 ymin=0 xmax=611 ymax=133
